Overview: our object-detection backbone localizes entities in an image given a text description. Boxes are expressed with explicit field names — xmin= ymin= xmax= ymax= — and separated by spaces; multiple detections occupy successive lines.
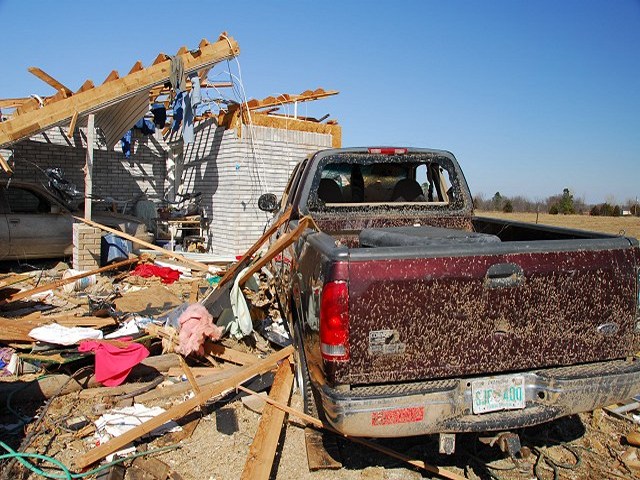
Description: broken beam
xmin=72 ymin=216 xmax=211 ymax=273
xmin=75 ymin=345 xmax=293 ymax=469
xmin=28 ymin=67 xmax=73 ymax=96
xmin=238 ymin=216 xmax=311 ymax=285
xmin=0 ymin=152 xmax=13 ymax=174
xmin=1 ymin=35 xmax=240 ymax=148
xmin=218 ymin=206 xmax=292 ymax=288
xmin=3 ymin=256 xmax=138 ymax=303
xmin=241 ymin=357 xmax=294 ymax=480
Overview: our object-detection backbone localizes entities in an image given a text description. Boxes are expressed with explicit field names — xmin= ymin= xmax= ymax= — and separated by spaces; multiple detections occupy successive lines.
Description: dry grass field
xmin=477 ymin=210 xmax=640 ymax=240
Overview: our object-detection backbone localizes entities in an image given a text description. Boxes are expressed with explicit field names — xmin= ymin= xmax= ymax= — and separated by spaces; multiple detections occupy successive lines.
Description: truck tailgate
xmin=342 ymin=241 xmax=639 ymax=385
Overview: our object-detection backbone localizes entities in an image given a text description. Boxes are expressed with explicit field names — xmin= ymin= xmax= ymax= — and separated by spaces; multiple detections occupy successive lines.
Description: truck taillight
xmin=320 ymin=281 xmax=350 ymax=361
xmin=368 ymin=147 xmax=407 ymax=155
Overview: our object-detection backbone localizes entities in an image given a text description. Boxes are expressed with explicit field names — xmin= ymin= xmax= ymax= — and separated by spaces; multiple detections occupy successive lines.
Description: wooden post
xmin=84 ymin=113 xmax=94 ymax=220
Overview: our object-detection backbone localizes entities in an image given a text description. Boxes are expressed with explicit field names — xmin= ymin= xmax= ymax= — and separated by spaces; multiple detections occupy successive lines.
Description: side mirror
xmin=258 ymin=193 xmax=279 ymax=212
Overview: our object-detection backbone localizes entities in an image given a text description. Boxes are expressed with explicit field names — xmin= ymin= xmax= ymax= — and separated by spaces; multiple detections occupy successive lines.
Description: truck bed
xmin=309 ymin=219 xmax=639 ymax=386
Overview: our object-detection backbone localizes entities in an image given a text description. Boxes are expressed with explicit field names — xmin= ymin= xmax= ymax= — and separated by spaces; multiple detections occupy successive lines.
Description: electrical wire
xmin=0 ymin=441 xmax=179 ymax=479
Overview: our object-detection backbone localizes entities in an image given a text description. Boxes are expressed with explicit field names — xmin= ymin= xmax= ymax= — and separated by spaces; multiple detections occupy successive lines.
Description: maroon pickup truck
xmin=259 ymin=147 xmax=640 ymax=447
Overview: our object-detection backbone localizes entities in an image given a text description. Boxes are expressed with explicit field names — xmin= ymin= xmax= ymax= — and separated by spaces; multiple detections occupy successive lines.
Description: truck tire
xmin=293 ymin=320 xmax=319 ymax=417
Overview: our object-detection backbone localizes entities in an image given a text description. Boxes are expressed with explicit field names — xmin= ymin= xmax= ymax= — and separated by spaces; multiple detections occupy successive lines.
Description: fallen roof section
xmin=0 ymin=33 xmax=240 ymax=150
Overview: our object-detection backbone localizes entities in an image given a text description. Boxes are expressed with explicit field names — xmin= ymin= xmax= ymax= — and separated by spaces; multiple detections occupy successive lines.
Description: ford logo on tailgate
xmin=597 ymin=323 xmax=619 ymax=336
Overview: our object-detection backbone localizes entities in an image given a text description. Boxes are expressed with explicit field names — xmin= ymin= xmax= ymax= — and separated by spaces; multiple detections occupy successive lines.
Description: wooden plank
xmin=0 ymin=152 xmax=13 ymax=174
xmin=0 ymin=98 xmax=30 ymax=109
xmin=75 ymin=345 xmax=294 ymax=468
xmin=241 ymin=358 xmax=294 ymax=480
xmin=102 ymin=70 xmax=120 ymax=84
xmin=76 ymin=80 xmax=95 ymax=94
xmin=27 ymin=67 xmax=73 ymax=96
xmin=128 ymin=61 xmax=144 ymax=74
xmin=204 ymin=341 xmax=259 ymax=366
xmin=239 ymin=217 xmax=311 ymax=285
xmin=179 ymin=356 xmax=201 ymax=394
xmin=15 ymin=97 xmax=40 ymax=115
xmin=66 ymin=110 xmax=78 ymax=138
xmin=236 ymin=385 xmax=466 ymax=480
xmin=72 ymin=216 xmax=211 ymax=273
xmin=0 ymin=35 xmax=240 ymax=148
xmin=153 ymin=53 xmax=170 ymax=65
xmin=304 ymin=427 xmax=342 ymax=470
xmin=3 ymin=257 xmax=138 ymax=303
xmin=217 ymin=206 xmax=292 ymax=288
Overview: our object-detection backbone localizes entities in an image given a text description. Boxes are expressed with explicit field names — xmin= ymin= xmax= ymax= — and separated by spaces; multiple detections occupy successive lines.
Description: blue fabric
xmin=172 ymin=91 xmax=184 ymax=132
xmin=121 ymin=130 xmax=132 ymax=158
xmin=151 ymin=103 xmax=167 ymax=128
xmin=134 ymin=118 xmax=155 ymax=135
xmin=183 ymin=92 xmax=194 ymax=144
xmin=189 ymin=73 xmax=201 ymax=107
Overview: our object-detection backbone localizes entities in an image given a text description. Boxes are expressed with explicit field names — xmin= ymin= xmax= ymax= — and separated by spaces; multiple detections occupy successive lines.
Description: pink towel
xmin=177 ymin=303 xmax=223 ymax=356
xmin=79 ymin=339 xmax=149 ymax=386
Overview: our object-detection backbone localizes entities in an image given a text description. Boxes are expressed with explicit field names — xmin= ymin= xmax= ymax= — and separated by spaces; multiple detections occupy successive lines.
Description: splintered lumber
xmin=218 ymin=206 xmax=292 ymax=288
xmin=134 ymin=365 xmax=239 ymax=403
xmin=237 ymin=385 xmax=466 ymax=480
xmin=3 ymin=257 xmax=138 ymax=303
xmin=305 ymin=427 xmax=342 ymax=470
xmin=241 ymin=358 xmax=294 ymax=480
xmin=0 ymin=35 xmax=240 ymax=148
xmin=73 ymin=216 xmax=210 ymax=273
xmin=0 ymin=152 xmax=13 ymax=174
xmin=28 ymin=67 xmax=73 ymax=96
xmin=75 ymin=345 xmax=294 ymax=468
xmin=204 ymin=341 xmax=259 ymax=366
xmin=239 ymin=217 xmax=312 ymax=285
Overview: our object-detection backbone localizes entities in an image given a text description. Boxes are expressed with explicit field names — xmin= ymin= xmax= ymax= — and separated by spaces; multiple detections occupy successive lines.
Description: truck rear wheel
xmin=293 ymin=321 xmax=318 ymax=417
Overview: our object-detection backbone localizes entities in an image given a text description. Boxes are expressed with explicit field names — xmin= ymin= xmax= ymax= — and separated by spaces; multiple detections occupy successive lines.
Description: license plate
xmin=471 ymin=376 xmax=525 ymax=414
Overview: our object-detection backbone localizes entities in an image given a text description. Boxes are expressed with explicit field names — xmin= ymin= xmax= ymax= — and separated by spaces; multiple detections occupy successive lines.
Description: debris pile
xmin=0 ymin=218 xmax=638 ymax=480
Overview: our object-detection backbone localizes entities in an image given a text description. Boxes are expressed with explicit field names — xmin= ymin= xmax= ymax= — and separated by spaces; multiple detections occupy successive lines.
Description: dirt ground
xmin=478 ymin=210 xmax=640 ymax=240
xmin=5 ymin=381 xmax=640 ymax=480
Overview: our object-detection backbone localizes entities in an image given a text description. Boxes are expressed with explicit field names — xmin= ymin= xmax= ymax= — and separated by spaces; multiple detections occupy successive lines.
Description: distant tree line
xmin=473 ymin=189 xmax=640 ymax=217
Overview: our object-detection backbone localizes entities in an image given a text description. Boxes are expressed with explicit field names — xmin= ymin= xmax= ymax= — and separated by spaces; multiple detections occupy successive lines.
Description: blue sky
xmin=0 ymin=0 xmax=638 ymax=204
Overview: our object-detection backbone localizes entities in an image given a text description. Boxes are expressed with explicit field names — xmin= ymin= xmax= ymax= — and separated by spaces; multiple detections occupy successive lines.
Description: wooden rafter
xmin=27 ymin=67 xmax=73 ymax=96
xmin=244 ymin=88 xmax=339 ymax=112
xmin=0 ymin=34 xmax=240 ymax=148
xmin=0 ymin=98 xmax=30 ymax=109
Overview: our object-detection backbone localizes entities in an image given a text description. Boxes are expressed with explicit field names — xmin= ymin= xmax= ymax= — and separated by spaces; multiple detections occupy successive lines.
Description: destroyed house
xmin=0 ymin=33 xmax=341 ymax=264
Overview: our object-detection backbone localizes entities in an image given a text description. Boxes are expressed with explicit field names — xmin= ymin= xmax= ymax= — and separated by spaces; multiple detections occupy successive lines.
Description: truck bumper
xmin=317 ymin=359 xmax=640 ymax=437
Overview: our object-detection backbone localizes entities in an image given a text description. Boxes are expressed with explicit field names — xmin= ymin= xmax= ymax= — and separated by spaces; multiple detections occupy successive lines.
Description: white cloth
xmin=94 ymin=403 xmax=181 ymax=460
xmin=28 ymin=323 xmax=103 ymax=345
xmin=217 ymin=266 xmax=253 ymax=339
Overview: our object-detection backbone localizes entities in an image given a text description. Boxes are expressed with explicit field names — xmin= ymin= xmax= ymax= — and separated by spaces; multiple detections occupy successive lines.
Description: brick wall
xmin=6 ymin=120 xmax=332 ymax=256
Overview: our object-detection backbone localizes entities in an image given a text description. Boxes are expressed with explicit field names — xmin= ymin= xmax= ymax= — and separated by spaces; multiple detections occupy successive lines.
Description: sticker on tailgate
xmin=369 ymin=329 xmax=406 ymax=355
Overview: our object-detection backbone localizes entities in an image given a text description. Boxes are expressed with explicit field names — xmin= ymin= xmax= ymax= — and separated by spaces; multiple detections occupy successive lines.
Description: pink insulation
xmin=177 ymin=303 xmax=223 ymax=356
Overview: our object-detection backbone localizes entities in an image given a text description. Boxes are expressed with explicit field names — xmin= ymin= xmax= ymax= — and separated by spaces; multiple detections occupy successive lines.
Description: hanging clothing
xmin=78 ymin=339 xmax=149 ymax=386
xmin=171 ymin=91 xmax=184 ymax=133
xmin=151 ymin=103 xmax=167 ymax=128
xmin=134 ymin=118 xmax=155 ymax=135
xmin=169 ymin=55 xmax=186 ymax=92
xmin=120 ymin=130 xmax=132 ymax=158
xmin=182 ymin=74 xmax=202 ymax=145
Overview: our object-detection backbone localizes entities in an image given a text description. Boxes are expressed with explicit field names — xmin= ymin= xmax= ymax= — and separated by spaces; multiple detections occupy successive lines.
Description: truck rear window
xmin=314 ymin=158 xmax=456 ymax=207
